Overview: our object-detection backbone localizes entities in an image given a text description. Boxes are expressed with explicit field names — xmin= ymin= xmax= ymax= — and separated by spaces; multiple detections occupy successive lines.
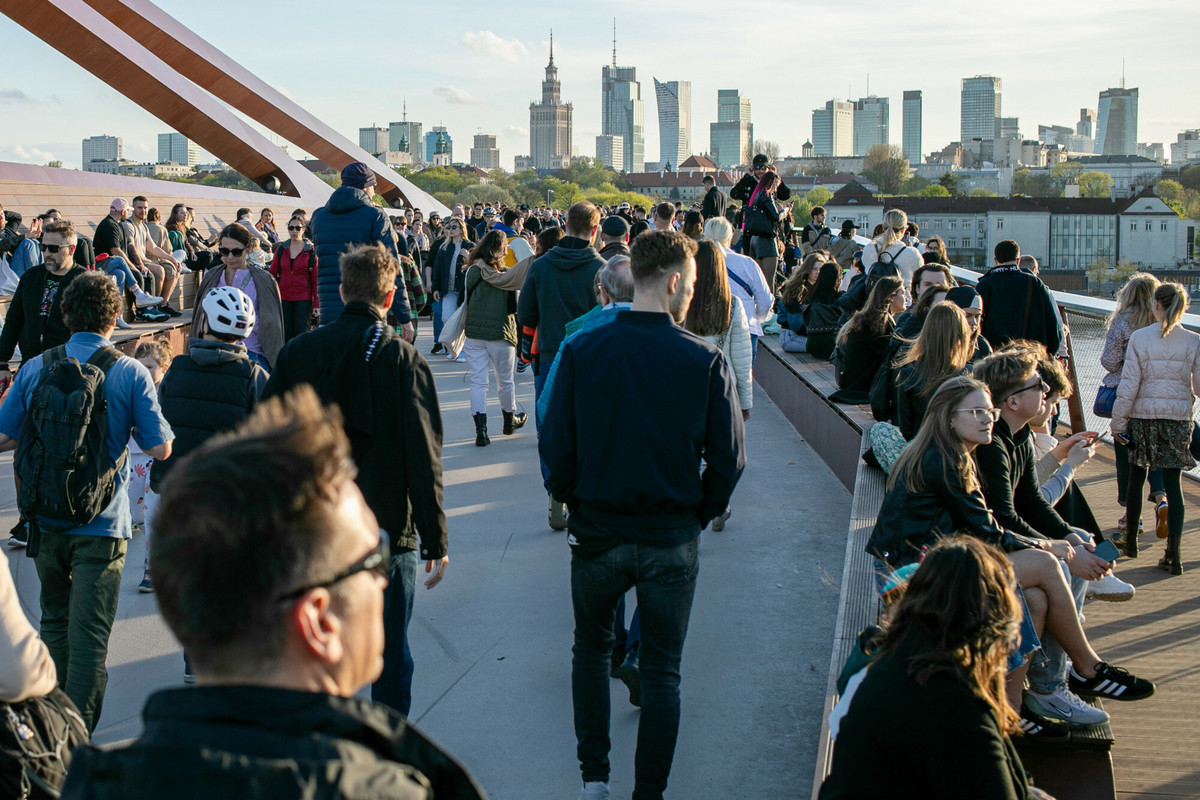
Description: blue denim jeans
xmin=1027 ymin=552 xmax=1089 ymax=694
xmin=431 ymin=297 xmax=444 ymax=342
xmin=103 ymin=256 xmax=140 ymax=293
xmin=614 ymin=595 xmax=641 ymax=651
xmin=371 ymin=549 xmax=419 ymax=716
xmin=534 ymin=360 xmax=550 ymax=484
xmin=572 ymin=539 xmax=699 ymax=800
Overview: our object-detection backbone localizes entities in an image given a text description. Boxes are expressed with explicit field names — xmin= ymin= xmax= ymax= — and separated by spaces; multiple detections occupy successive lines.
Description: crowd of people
xmin=0 ymin=151 xmax=1196 ymax=799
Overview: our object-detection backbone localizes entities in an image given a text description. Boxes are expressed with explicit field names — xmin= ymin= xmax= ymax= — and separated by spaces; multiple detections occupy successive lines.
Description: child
xmin=148 ymin=286 xmax=268 ymax=680
xmin=129 ymin=340 xmax=171 ymax=593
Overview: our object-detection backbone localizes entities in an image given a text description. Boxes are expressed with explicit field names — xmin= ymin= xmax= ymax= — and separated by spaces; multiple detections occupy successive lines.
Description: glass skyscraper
xmin=902 ymin=90 xmax=922 ymax=164
xmin=602 ymin=63 xmax=643 ymax=173
xmin=960 ymin=76 xmax=1001 ymax=141
xmin=654 ymin=79 xmax=691 ymax=170
xmin=1096 ymin=88 xmax=1138 ymax=156
xmin=709 ymin=89 xmax=751 ymax=168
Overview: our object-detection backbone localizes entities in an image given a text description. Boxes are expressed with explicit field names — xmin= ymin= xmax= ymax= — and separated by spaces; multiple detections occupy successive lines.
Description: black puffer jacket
xmin=60 ymin=686 xmax=486 ymax=800
xmin=868 ymin=446 xmax=1041 ymax=567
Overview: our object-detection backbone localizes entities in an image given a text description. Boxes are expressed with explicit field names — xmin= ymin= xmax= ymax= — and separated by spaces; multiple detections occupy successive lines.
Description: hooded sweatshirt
xmin=149 ymin=339 xmax=268 ymax=491
xmin=515 ymin=236 xmax=605 ymax=363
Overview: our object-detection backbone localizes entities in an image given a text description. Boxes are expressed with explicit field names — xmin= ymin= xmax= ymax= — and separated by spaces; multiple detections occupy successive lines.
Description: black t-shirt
xmin=93 ymin=215 xmax=127 ymax=257
xmin=39 ymin=271 xmax=65 ymax=321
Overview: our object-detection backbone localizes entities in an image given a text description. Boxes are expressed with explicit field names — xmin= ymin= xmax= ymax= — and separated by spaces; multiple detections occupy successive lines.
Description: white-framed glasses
xmin=954 ymin=407 xmax=1000 ymax=423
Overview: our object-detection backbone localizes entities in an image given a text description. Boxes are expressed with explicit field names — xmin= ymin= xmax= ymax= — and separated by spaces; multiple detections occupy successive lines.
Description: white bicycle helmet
xmin=202 ymin=285 xmax=256 ymax=338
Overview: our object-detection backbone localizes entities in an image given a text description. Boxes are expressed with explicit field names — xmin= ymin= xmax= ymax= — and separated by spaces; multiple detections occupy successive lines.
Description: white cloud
xmin=433 ymin=85 xmax=482 ymax=105
xmin=0 ymin=87 xmax=35 ymax=104
xmin=462 ymin=31 xmax=528 ymax=63
xmin=504 ymin=125 xmax=528 ymax=136
xmin=6 ymin=145 xmax=57 ymax=163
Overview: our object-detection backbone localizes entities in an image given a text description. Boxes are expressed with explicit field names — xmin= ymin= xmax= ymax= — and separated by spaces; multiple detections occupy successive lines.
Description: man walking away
xmin=541 ymin=230 xmax=746 ymax=800
xmin=976 ymin=239 xmax=1062 ymax=354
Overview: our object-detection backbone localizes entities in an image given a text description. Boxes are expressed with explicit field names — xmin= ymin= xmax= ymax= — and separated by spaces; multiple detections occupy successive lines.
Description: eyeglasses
xmin=40 ymin=243 xmax=70 ymax=253
xmin=287 ymin=225 xmax=303 ymax=232
xmin=1008 ymin=379 xmax=1049 ymax=401
xmin=218 ymin=247 xmax=246 ymax=257
xmin=954 ymin=407 xmax=1001 ymax=423
xmin=276 ymin=536 xmax=390 ymax=602
xmin=446 ymin=225 xmax=460 ymax=231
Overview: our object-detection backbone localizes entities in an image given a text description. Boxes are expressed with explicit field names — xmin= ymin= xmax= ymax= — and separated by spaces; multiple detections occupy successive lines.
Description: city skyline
xmin=0 ymin=0 xmax=1195 ymax=174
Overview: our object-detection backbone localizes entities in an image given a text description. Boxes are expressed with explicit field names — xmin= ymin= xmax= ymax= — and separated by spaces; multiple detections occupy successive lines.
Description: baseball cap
xmin=601 ymin=216 xmax=630 ymax=237
xmin=111 ymin=198 xmax=129 ymax=212
xmin=752 ymin=154 xmax=769 ymax=168
xmin=617 ymin=201 xmax=630 ymax=210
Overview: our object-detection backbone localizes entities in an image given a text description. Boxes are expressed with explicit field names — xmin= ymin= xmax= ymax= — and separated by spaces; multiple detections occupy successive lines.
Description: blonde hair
xmin=134 ymin=340 xmax=173 ymax=369
xmin=899 ymin=304 xmax=973 ymax=398
xmin=1155 ymin=282 xmax=1189 ymax=337
xmin=1108 ymin=273 xmax=1159 ymax=332
xmin=703 ymin=216 xmax=734 ymax=246
xmin=874 ymin=208 xmax=909 ymax=256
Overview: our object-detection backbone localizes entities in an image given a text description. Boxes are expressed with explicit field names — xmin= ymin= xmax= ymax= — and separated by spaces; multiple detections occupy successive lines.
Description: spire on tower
xmin=612 ymin=19 xmax=617 ymax=67
xmin=549 ymin=29 xmax=554 ymax=66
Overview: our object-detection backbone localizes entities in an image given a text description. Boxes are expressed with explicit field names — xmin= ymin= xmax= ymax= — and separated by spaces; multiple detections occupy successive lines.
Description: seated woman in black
xmin=832 ymin=274 xmax=904 ymax=403
xmin=821 ymin=537 xmax=1046 ymax=800
xmin=777 ymin=252 xmax=827 ymax=353
xmin=800 ymin=261 xmax=843 ymax=360
xmin=875 ymin=282 xmax=951 ymax=422
xmin=894 ymin=303 xmax=973 ymax=439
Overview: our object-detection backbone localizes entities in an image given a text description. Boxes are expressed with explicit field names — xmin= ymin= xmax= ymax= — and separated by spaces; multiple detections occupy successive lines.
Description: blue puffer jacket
xmin=311 ymin=186 xmax=411 ymax=325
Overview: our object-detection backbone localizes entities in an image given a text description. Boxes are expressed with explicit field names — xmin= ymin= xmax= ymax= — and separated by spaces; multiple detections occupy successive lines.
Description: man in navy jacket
xmin=541 ymin=230 xmax=745 ymax=800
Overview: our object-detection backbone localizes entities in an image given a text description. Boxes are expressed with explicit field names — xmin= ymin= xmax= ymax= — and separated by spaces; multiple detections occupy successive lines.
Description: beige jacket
xmin=1111 ymin=323 xmax=1200 ymax=432
xmin=191 ymin=266 xmax=285 ymax=368
xmin=0 ymin=549 xmax=56 ymax=702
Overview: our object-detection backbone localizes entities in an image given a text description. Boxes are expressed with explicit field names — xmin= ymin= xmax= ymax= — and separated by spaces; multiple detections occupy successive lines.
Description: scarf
xmin=475 ymin=254 xmax=534 ymax=291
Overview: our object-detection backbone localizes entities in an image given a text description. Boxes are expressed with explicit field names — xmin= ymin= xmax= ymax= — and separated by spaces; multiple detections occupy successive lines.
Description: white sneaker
xmin=1024 ymin=686 xmax=1110 ymax=728
xmin=115 ymin=317 xmax=133 ymax=330
xmin=1086 ymin=573 xmax=1135 ymax=602
xmin=578 ymin=782 xmax=609 ymax=800
xmin=135 ymin=292 xmax=164 ymax=308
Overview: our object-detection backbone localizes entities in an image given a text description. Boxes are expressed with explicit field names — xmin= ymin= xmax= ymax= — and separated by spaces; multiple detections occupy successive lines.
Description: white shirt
xmin=721 ymin=245 xmax=773 ymax=336
xmin=860 ymin=241 xmax=923 ymax=287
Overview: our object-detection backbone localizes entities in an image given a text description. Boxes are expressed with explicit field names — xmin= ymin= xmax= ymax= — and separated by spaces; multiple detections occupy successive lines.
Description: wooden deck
xmin=1071 ymin=449 xmax=1200 ymax=800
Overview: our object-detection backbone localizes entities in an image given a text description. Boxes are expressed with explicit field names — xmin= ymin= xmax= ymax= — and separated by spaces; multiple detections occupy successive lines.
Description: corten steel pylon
xmin=78 ymin=0 xmax=444 ymax=211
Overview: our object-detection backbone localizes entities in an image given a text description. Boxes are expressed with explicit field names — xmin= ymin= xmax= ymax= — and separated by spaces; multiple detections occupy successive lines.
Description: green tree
xmin=969 ymin=188 xmax=998 ymax=197
xmin=861 ymin=144 xmax=910 ymax=194
xmin=1086 ymin=257 xmax=1113 ymax=290
xmin=1050 ymin=161 xmax=1084 ymax=193
xmin=1078 ymin=171 xmax=1115 ymax=199
xmin=805 ymin=186 xmax=833 ymax=207
xmin=558 ymin=157 xmax=617 ymax=190
xmin=1113 ymin=258 xmax=1140 ymax=283
xmin=1180 ymin=165 xmax=1200 ymax=193
xmin=918 ymin=183 xmax=952 ymax=198
xmin=1012 ymin=168 xmax=1058 ymax=197
xmin=550 ymin=182 xmax=584 ymax=210
xmin=408 ymin=165 xmax=474 ymax=196
xmin=455 ymin=184 xmax=515 ymax=208
xmin=1157 ymin=179 xmax=1184 ymax=204
xmin=45 ymin=160 xmax=63 ymax=168
xmin=938 ymin=173 xmax=961 ymax=196
xmin=899 ymin=175 xmax=929 ymax=195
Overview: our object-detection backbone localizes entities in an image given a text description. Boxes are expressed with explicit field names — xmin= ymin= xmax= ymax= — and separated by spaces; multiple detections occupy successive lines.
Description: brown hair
xmin=899 ymin=303 xmax=973 ymax=397
xmin=536 ymin=226 xmax=563 ymax=255
xmin=888 ymin=375 xmax=990 ymax=496
xmin=684 ymin=241 xmax=732 ymax=337
xmin=339 ymin=243 xmax=400 ymax=306
xmin=1155 ymin=282 xmax=1188 ymax=337
xmin=218 ymin=223 xmax=253 ymax=248
xmin=780 ymin=252 xmax=828 ymax=307
xmin=42 ymin=219 xmax=77 ymax=245
xmin=629 ymin=230 xmax=699 ymax=286
xmin=972 ymin=343 xmax=1040 ymax=405
xmin=468 ymin=230 xmax=508 ymax=271
xmin=134 ymin=340 xmax=173 ymax=370
xmin=61 ymin=271 xmax=121 ymax=333
xmin=566 ymin=201 xmax=601 ymax=238
xmin=839 ymin=275 xmax=902 ymax=344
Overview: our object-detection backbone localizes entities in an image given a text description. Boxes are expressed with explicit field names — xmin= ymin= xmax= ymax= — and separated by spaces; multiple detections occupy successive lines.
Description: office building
xmin=601 ymin=25 xmax=644 ymax=173
xmin=812 ymin=99 xmax=854 ymax=157
xmin=1077 ymin=109 xmax=1096 ymax=139
xmin=387 ymin=118 xmax=423 ymax=166
xmin=82 ymin=134 xmax=121 ymax=166
xmin=530 ymin=34 xmax=573 ymax=170
xmin=359 ymin=126 xmax=388 ymax=154
xmin=1096 ymin=87 xmax=1138 ymax=156
xmin=1171 ymin=130 xmax=1200 ymax=165
xmin=157 ymin=132 xmax=199 ymax=166
xmin=999 ymin=117 xmax=1021 ymax=140
xmin=595 ymin=134 xmax=624 ymax=171
xmin=654 ymin=79 xmax=691 ymax=169
xmin=424 ymin=126 xmax=453 ymax=164
xmin=852 ymin=96 xmax=889 ymax=156
xmin=902 ymin=90 xmax=922 ymax=164
xmin=470 ymin=133 xmax=501 ymax=170
xmin=709 ymin=89 xmax=752 ymax=168
xmin=960 ymin=76 xmax=1002 ymax=141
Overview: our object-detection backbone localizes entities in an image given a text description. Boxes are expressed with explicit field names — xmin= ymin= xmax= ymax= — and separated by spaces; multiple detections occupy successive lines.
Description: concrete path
xmin=3 ymin=349 xmax=850 ymax=799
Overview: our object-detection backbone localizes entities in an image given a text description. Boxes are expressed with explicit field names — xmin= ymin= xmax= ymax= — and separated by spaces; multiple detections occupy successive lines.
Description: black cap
xmin=601 ymin=216 xmax=630 ymax=237
xmin=519 ymin=203 xmax=529 ymax=210
xmin=752 ymin=154 xmax=769 ymax=168
xmin=841 ymin=219 xmax=858 ymax=234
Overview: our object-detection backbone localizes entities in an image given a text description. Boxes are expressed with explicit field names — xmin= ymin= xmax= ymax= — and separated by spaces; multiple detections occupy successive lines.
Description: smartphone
xmin=1081 ymin=431 xmax=1100 ymax=445
xmin=1094 ymin=539 xmax=1120 ymax=563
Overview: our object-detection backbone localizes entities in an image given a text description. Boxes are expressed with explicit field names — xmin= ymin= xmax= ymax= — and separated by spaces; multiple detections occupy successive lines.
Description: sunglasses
xmin=40 ymin=243 xmax=70 ymax=253
xmin=287 ymin=225 xmax=303 ymax=232
xmin=277 ymin=536 xmax=391 ymax=602
xmin=218 ymin=247 xmax=246 ymax=257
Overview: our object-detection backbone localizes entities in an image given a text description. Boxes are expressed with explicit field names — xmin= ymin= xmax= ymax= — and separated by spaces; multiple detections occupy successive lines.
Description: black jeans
xmin=572 ymin=538 xmax=699 ymax=800
xmin=281 ymin=300 xmax=313 ymax=341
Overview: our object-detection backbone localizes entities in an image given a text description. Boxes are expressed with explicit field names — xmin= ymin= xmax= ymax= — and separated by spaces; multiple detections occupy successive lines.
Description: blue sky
xmin=0 ymin=0 xmax=1195 ymax=173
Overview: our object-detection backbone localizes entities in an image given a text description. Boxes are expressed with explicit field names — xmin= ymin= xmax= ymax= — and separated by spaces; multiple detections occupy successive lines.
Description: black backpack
xmin=0 ymin=688 xmax=89 ymax=799
xmin=866 ymin=250 xmax=902 ymax=294
xmin=15 ymin=346 xmax=124 ymax=535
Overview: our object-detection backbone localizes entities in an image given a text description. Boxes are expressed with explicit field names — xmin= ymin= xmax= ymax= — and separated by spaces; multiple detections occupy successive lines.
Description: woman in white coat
xmin=859 ymin=208 xmax=923 ymax=287
xmin=685 ymin=240 xmax=752 ymax=532
xmin=1111 ymin=282 xmax=1200 ymax=573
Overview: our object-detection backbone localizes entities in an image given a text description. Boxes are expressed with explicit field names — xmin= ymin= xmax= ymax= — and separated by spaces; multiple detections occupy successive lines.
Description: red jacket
xmin=270 ymin=243 xmax=318 ymax=304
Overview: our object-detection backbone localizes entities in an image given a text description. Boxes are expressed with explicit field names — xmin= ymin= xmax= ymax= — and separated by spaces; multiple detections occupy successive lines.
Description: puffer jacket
xmin=698 ymin=296 xmax=753 ymax=411
xmin=867 ymin=446 xmax=1042 ymax=567
xmin=1112 ymin=323 xmax=1200 ymax=432
xmin=310 ymin=186 xmax=410 ymax=325
xmin=463 ymin=266 xmax=517 ymax=345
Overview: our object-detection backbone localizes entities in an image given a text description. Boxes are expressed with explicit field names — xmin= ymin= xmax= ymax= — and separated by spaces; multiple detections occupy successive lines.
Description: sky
xmin=0 ymin=0 xmax=1196 ymax=175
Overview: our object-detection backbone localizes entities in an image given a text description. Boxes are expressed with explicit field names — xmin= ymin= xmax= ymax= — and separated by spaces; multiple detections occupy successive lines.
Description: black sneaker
xmin=430 ymin=343 xmax=445 ymax=355
xmin=1068 ymin=661 xmax=1155 ymax=701
xmin=1017 ymin=703 xmax=1072 ymax=744
xmin=7 ymin=521 xmax=28 ymax=549
xmin=159 ymin=304 xmax=182 ymax=318
xmin=612 ymin=645 xmax=641 ymax=707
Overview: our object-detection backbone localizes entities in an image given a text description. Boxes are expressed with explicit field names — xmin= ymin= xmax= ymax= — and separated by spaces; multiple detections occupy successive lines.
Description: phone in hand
xmin=1094 ymin=539 xmax=1120 ymax=563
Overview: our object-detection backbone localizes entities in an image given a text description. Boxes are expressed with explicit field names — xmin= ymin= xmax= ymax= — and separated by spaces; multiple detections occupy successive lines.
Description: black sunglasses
xmin=277 ymin=537 xmax=390 ymax=602
xmin=40 ymin=243 xmax=70 ymax=253
xmin=287 ymin=225 xmax=303 ymax=231
xmin=218 ymin=247 xmax=246 ymax=257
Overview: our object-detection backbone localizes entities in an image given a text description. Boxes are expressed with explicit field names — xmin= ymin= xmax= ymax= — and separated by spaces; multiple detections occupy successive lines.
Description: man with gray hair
xmin=703 ymin=217 xmax=773 ymax=360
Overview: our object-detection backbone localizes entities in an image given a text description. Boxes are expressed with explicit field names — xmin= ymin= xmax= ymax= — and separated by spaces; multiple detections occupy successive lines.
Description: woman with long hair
xmin=1112 ymin=283 xmax=1200 ymax=572
xmin=821 ymin=537 xmax=1038 ymax=800
xmin=685 ymin=241 xmax=753 ymax=418
xmin=1100 ymin=273 xmax=1166 ymax=536
xmin=430 ymin=216 xmax=470 ymax=358
xmin=895 ymin=303 xmax=973 ymax=439
xmin=269 ymin=215 xmax=318 ymax=341
xmin=680 ymin=210 xmax=704 ymax=241
xmin=462 ymin=230 xmax=533 ymax=447
xmin=834 ymin=275 xmax=906 ymax=399
xmin=255 ymin=208 xmax=278 ymax=246
xmin=859 ymin=208 xmax=923 ymax=286
xmin=923 ymin=235 xmax=950 ymax=265
xmin=190 ymin=223 xmax=284 ymax=371
xmin=744 ymin=171 xmax=783 ymax=288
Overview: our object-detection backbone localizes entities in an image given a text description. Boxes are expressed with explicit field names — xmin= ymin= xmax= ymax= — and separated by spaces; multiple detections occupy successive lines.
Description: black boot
xmin=473 ymin=413 xmax=490 ymax=447
xmin=1158 ymin=531 xmax=1183 ymax=575
xmin=612 ymin=644 xmax=641 ymax=707
xmin=502 ymin=410 xmax=527 ymax=435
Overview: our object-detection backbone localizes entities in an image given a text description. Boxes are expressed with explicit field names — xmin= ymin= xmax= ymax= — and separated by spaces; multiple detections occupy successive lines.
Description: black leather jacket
xmin=868 ymin=446 xmax=1041 ymax=567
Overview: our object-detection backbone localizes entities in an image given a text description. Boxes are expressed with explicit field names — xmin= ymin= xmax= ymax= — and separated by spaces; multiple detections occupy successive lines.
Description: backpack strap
xmin=725 ymin=267 xmax=753 ymax=296
xmin=85 ymin=346 xmax=122 ymax=374
xmin=39 ymin=345 xmax=69 ymax=380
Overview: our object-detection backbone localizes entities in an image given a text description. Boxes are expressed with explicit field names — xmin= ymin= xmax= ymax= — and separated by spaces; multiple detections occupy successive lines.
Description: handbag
xmin=1093 ymin=384 xmax=1117 ymax=418
xmin=743 ymin=202 xmax=776 ymax=238
xmin=437 ymin=302 xmax=468 ymax=357
xmin=0 ymin=688 xmax=90 ymax=799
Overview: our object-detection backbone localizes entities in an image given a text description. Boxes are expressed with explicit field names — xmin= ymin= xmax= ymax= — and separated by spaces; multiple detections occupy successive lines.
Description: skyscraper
xmin=709 ymin=89 xmax=752 ymax=168
xmin=595 ymin=134 xmax=624 ymax=171
xmin=157 ymin=132 xmax=199 ymax=166
xmin=388 ymin=108 xmax=423 ymax=166
xmin=812 ymin=100 xmax=853 ymax=157
xmin=1096 ymin=87 xmax=1138 ymax=156
xmin=960 ymin=76 xmax=1002 ymax=141
xmin=470 ymin=134 xmax=500 ymax=170
xmin=530 ymin=32 xmax=573 ymax=170
xmin=902 ymin=90 xmax=922 ymax=164
xmin=359 ymin=126 xmax=388 ymax=154
xmin=999 ymin=117 xmax=1021 ymax=140
xmin=601 ymin=22 xmax=643 ymax=173
xmin=852 ymin=96 xmax=889 ymax=156
xmin=82 ymin=134 xmax=121 ymax=166
xmin=424 ymin=126 xmax=453 ymax=163
xmin=1077 ymin=108 xmax=1096 ymax=139
xmin=654 ymin=78 xmax=691 ymax=170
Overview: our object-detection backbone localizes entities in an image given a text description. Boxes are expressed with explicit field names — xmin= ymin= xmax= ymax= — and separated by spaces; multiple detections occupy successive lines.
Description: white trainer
xmin=1086 ymin=573 xmax=1135 ymax=602
xmin=135 ymin=292 xmax=164 ymax=308
xmin=1024 ymin=686 xmax=1110 ymax=728
xmin=578 ymin=782 xmax=609 ymax=800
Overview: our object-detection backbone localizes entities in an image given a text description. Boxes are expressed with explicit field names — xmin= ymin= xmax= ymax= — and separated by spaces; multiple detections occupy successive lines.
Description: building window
xmin=979 ymin=220 xmax=986 ymax=232
xmin=1145 ymin=222 xmax=1152 ymax=231
xmin=996 ymin=218 xmax=1004 ymax=229
xmin=949 ymin=220 xmax=957 ymax=230
xmin=1131 ymin=222 xmax=1137 ymax=231
xmin=1162 ymin=222 xmax=1169 ymax=231
xmin=978 ymin=238 xmax=985 ymax=249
